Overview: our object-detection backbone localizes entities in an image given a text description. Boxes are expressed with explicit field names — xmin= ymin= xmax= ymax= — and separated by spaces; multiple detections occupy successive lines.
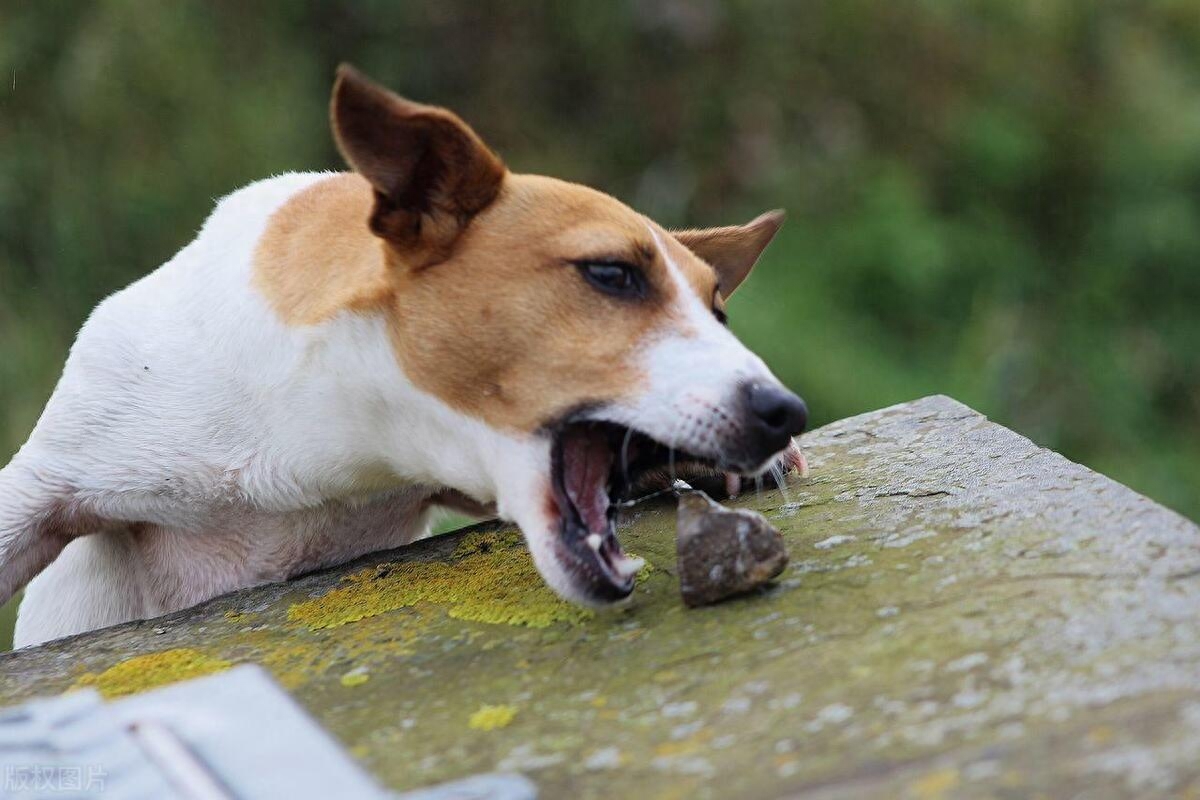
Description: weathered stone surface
xmin=676 ymin=491 xmax=788 ymax=606
xmin=2 ymin=395 xmax=1199 ymax=798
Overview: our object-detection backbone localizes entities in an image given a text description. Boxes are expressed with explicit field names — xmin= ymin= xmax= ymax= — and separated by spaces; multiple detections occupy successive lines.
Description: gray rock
xmin=676 ymin=490 xmax=789 ymax=606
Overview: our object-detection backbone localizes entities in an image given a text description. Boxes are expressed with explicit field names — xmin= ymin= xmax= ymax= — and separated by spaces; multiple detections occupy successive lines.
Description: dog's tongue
xmin=562 ymin=426 xmax=614 ymax=534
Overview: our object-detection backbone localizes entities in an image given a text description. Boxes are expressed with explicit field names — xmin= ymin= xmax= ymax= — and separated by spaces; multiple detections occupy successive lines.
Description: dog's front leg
xmin=0 ymin=456 xmax=83 ymax=605
xmin=424 ymin=489 xmax=497 ymax=520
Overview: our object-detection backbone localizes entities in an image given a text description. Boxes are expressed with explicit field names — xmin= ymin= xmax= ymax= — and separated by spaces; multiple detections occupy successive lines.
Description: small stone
xmin=676 ymin=491 xmax=789 ymax=607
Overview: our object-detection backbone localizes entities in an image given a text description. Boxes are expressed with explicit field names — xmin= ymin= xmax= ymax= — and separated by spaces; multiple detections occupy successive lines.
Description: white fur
xmin=593 ymin=226 xmax=785 ymax=471
xmin=4 ymin=173 xmax=549 ymax=646
xmin=1 ymin=175 xmax=787 ymax=646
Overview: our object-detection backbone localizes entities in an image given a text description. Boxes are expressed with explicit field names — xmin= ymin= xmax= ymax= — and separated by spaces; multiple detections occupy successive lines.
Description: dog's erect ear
xmin=673 ymin=210 xmax=786 ymax=297
xmin=331 ymin=64 xmax=506 ymax=265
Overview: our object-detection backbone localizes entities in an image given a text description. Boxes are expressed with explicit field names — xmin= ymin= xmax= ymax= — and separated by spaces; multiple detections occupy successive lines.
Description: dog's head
xmin=331 ymin=66 xmax=807 ymax=605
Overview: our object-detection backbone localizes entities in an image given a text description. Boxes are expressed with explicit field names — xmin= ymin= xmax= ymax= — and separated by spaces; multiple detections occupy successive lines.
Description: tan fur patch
xmin=253 ymin=172 xmax=721 ymax=434
xmin=253 ymin=173 xmax=391 ymax=326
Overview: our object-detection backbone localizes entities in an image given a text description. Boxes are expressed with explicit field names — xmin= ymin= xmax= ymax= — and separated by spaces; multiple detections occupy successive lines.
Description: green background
xmin=2 ymin=1 xmax=1199 ymax=648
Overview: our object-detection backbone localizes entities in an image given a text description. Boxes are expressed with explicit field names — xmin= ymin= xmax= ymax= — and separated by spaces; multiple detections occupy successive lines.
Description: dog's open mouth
xmin=550 ymin=420 xmax=723 ymax=602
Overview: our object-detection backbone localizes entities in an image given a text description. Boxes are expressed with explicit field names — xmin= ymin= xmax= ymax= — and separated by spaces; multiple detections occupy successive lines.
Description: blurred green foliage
xmin=2 ymin=1 xmax=1199 ymax=646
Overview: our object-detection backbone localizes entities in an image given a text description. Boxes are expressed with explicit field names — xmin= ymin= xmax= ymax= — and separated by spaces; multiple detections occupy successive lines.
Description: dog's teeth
xmin=586 ymin=533 xmax=603 ymax=551
xmin=724 ymin=473 xmax=742 ymax=498
xmin=793 ymin=450 xmax=809 ymax=478
xmin=614 ymin=554 xmax=645 ymax=578
xmin=786 ymin=440 xmax=809 ymax=478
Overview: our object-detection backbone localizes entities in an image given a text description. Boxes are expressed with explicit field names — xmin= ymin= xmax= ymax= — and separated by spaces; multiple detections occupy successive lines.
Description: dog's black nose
xmin=745 ymin=382 xmax=808 ymax=445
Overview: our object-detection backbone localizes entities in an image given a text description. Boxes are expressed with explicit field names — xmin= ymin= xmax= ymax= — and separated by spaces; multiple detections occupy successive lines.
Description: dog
xmin=0 ymin=66 xmax=807 ymax=648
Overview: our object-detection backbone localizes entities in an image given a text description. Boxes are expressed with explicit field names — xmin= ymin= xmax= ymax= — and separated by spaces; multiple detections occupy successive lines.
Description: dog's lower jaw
xmin=485 ymin=441 xmax=616 ymax=607
xmin=515 ymin=512 xmax=640 ymax=609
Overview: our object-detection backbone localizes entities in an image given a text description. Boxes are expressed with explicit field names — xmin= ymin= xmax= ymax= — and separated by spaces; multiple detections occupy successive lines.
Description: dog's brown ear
xmin=673 ymin=210 xmax=786 ymax=296
xmin=331 ymin=64 xmax=506 ymax=265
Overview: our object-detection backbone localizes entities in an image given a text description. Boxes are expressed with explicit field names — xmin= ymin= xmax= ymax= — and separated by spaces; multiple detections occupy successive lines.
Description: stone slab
xmin=2 ymin=395 xmax=1198 ymax=798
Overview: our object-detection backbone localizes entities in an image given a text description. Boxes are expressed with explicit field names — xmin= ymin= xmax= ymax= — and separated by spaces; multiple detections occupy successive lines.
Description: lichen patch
xmin=72 ymin=648 xmax=232 ymax=698
xmin=288 ymin=530 xmax=636 ymax=630
xmin=469 ymin=703 xmax=518 ymax=730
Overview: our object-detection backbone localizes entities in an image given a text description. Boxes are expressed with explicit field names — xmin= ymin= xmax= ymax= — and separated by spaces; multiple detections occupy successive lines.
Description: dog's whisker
xmin=772 ymin=462 xmax=792 ymax=503
xmin=712 ymin=439 xmax=740 ymax=499
xmin=616 ymin=485 xmax=675 ymax=509
xmin=619 ymin=424 xmax=635 ymax=496
xmin=665 ymin=413 xmax=687 ymax=488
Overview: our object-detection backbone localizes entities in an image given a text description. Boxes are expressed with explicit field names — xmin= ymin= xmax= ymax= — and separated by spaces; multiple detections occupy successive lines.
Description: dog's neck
xmin=244 ymin=173 xmax=513 ymax=503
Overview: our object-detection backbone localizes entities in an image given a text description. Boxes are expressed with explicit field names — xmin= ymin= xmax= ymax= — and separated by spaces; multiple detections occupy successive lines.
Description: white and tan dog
xmin=0 ymin=66 xmax=807 ymax=648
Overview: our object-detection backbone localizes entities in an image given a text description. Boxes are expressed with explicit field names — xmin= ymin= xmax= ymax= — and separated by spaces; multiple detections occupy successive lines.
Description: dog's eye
xmin=575 ymin=261 xmax=644 ymax=299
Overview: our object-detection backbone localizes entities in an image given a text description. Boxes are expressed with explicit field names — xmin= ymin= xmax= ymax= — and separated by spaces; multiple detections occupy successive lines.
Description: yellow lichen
xmin=452 ymin=530 xmax=507 ymax=558
xmin=340 ymin=670 xmax=370 ymax=687
xmin=73 ymin=648 xmax=232 ymax=698
xmin=252 ymin=640 xmax=332 ymax=690
xmin=1086 ymin=725 xmax=1115 ymax=745
xmin=468 ymin=703 xmax=518 ymax=730
xmin=287 ymin=529 xmax=648 ymax=631
xmin=908 ymin=768 xmax=960 ymax=800
xmin=249 ymin=608 xmax=419 ymax=690
xmin=654 ymin=739 xmax=703 ymax=758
